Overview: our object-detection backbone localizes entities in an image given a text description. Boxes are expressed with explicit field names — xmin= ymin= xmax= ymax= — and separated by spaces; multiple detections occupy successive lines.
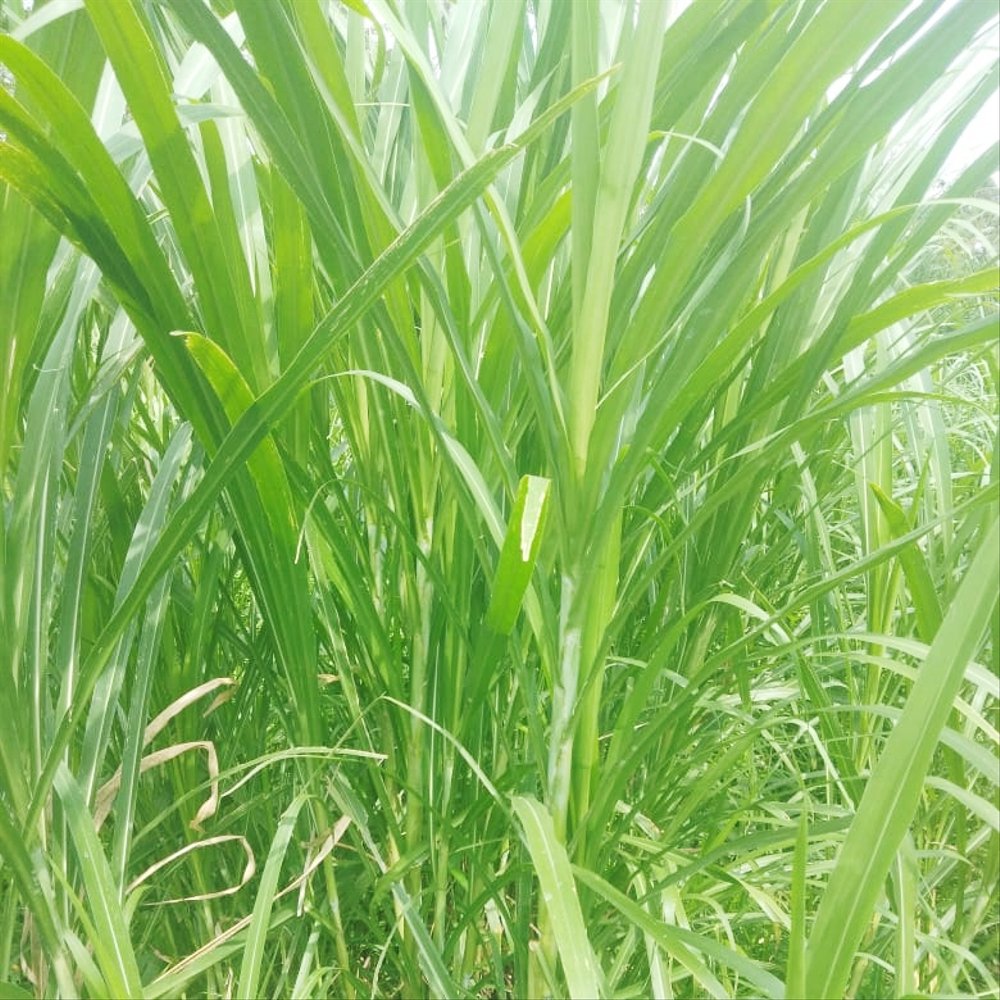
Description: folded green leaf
xmin=870 ymin=483 xmax=942 ymax=642
xmin=486 ymin=475 xmax=551 ymax=634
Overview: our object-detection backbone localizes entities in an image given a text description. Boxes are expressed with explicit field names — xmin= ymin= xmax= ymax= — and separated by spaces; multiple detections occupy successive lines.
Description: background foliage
xmin=0 ymin=0 xmax=998 ymax=997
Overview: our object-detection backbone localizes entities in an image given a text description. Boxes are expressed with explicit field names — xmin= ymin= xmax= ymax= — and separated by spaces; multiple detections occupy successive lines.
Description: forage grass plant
xmin=1 ymin=0 xmax=998 ymax=997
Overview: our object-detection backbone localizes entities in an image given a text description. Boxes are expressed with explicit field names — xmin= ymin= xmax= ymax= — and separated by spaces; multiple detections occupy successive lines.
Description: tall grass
xmin=1 ymin=0 xmax=998 ymax=997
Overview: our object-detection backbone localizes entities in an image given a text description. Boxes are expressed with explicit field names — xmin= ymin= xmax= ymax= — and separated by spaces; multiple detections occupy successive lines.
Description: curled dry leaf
xmin=126 ymin=834 xmax=256 ymax=904
xmin=95 ymin=740 xmax=220 ymax=831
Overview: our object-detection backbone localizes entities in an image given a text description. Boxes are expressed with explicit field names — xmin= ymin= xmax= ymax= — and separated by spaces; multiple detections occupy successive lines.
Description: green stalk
xmin=571 ymin=512 xmax=621 ymax=863
xmin=566 ymin=0 xmax=668 ymax=477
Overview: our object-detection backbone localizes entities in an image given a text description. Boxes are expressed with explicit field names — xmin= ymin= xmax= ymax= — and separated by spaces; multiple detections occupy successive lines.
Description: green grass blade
xmin=568 ymin=0 xmax=667 ymax=479
xmin=891 ymin=834 xmax=919 ymax=998
xmin=328 ymin=773 xmax=462 ymax=999
xmin=0 ymin=805 xmax=75 ymax=998
xmin=804 ymin=516 xmax=1000 ymax=999
xmin=82 ymin=0 xmax=264 ymax=384
xmin=572 ymin=865 xmax=785 ymax=998
xmin=512 ymin=795 xmax=603 ymax=999
xmin=0 ymin=982 xmax=34 ymax=1000
xmin=53 ymin=764 xmax=142 ymax=998
xmin=870 ymin=483 xmax=943 ymax=642
xmin=238 ymin=793 xmax=307 ymax=999
xmin=785 ymin=804 xmax=809 ymax=998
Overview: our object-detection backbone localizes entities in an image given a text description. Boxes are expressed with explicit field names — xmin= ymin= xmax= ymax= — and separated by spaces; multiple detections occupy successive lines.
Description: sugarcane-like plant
xmin=1 ymin=0 xmax=998 ymax=996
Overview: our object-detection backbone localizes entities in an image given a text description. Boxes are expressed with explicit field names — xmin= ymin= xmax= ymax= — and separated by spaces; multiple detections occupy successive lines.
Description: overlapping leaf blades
xmin=0 ymin=0 xmax=997 ymax=996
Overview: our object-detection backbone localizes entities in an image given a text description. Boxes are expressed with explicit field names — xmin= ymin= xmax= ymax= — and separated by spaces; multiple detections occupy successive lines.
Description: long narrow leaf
xmin=805 ymin=516 xmax=1000 ymax=998
xmin=512 ymin=795 xmax=603 ymax=999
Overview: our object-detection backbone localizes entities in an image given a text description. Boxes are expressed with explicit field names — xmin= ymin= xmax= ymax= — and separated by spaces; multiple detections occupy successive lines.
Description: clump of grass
xmin=1 ymin=0 xmax=998 ymax=997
